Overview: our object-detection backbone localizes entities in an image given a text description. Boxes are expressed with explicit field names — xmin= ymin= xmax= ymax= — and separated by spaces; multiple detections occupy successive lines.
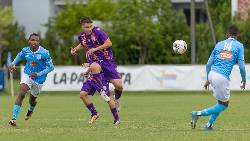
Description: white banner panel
xmin=21 ymin=65 xmax=250 ymax=91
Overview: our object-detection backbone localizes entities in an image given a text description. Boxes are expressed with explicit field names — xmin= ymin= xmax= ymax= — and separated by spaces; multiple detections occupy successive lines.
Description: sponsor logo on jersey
xmin=30 ymin=61 xmax=38 ymax=66
xmin=220 ymin=51 xmax=232 ymax=60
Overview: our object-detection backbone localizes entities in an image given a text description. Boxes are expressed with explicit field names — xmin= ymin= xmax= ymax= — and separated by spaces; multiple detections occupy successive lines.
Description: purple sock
xmin=111 ymin=108 xmax=119 ymax=121
xmin=114 ymin=89 xmax=122 ymax=99
xmin=86 ymin=103 xmax=97 ymax=116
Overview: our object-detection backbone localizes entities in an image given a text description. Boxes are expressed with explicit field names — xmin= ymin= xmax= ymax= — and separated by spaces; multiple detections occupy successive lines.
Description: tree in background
xmin=42 ymin=0 xmax=250 ymax=65
xmin=51 ymin=0 xmax=114 ymax=65
xmin=195 ymin=1 xmax=245 ymax=64
xmin=0 ymin=6 xmax=14 ymax=67
xmin=236 ymin=16 xmax=250 ymax=63
xmin=1 ymin=22 xmax=26 ymax=66
xmin=105 ymin=0 xmax=190 ymax=64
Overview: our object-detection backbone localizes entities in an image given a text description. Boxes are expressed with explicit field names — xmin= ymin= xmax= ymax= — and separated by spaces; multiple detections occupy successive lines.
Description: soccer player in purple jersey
xmin=71 ymin=17 xmax=123 ymax=110
xmin=70 ymin=17 xmax=121 ymax=124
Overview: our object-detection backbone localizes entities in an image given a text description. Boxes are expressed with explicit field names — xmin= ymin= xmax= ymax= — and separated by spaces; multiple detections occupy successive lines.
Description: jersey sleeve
xmin=238 ymin=44 xmax=245 ymax=61
xmin=37 ymin=51 xmax=54 ymax=77
xmin=97 ymin=28 xmax=109 ymax=42
xmin=12 ymin=49 xmax=25 ymax=65
xmin=238 ymin=45 xmax=246 ymax=82
xmin=78 ymin=32 xmax=85 ymax=46
xmin=206 ymin=48 xmax=215 ymax=80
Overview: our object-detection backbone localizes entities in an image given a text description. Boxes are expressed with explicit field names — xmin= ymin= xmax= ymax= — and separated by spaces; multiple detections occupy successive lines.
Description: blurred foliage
xmin=0 ymin=6 xmax=14 ymax=67
xmin=196 ymin=0 xmax=232 ymax=64
xmin=104 ymin=0 xmax=190 ymax=64
xmin=3 ymin=0 xmax=250 ymax=66
xmin=1 ymin=22 xmax=27 ymax=66
xmin=51 ymin=0 xmax=115 ymax=65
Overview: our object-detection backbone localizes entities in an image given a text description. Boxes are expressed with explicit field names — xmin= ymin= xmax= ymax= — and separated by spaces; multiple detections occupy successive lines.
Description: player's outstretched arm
xmin=71 ymin=43 xmax=84 ymax=55
xmin=88 ymin=38 xmax=112 ymax=54
xmin=9 ymin=51 xmax=24 ymax=73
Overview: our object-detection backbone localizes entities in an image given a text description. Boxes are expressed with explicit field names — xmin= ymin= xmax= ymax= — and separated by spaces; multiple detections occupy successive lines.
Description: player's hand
xmin=70 ymin=47 xmax=77 ymax=55
xmin=9 ymin=64 xmax=16 ymax=73
xmin=82 ymin=63 xmax=90 ymax=68
xmin=82 ymin=39 xmax=86 ymax=46
xmin=30 ymin=72 xmax=37 ymax=78
xmin=83 ymin=71 xmax=90 ymax=77
xmin=87 ymin=48 xmax=97 ymax=55
xmin=240 ymin=82 xmax=246 ymax=90
xmin=204 ymin=80 xmax=210 ymax=90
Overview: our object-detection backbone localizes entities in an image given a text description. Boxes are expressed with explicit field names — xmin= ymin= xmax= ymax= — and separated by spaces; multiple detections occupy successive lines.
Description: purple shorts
xmin=81 ymin=78 xmax=110 ymax=96
xmin=97 ymin=60 xmax=121 ymax=81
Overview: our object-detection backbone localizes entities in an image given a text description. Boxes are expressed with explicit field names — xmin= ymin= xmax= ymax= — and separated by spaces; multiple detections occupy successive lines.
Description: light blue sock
xmin=12 ymin=104 xmax=21 ymax=120
xmin=206 ymin=113 xmax=220 ymax=127
xmin=196 ymin=104 xmax=226 ymax=116
xmin=28 ymin=104 xmax=35 ymax=111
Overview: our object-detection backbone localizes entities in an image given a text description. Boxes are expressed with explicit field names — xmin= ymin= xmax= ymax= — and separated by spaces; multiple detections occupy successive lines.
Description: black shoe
xmin=25 ymin=110 xmax=33 ymax=120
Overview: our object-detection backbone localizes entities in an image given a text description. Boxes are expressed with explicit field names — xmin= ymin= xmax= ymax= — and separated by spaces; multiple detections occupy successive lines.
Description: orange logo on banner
xmin=220 ymin=51 xmax=232 ymax=60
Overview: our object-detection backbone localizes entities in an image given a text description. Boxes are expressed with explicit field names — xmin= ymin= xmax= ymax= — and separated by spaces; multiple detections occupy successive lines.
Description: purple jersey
xmin=78 ymin=27 xmax=114 ymax=62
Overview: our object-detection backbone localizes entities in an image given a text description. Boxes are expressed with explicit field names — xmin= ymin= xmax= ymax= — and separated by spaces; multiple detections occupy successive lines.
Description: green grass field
xmin=0 ymin=91 xmax=250 ymax=141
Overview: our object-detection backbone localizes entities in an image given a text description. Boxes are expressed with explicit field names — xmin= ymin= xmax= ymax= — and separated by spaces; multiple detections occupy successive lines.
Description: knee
xmin=115 ymin=83 xmax=123 ymax=91
xmin=218 ymin=100 xmax=229 ymax=108
xmin=80 ymin=91 xmax=88 ymax=100
xmin=90 ymin=63 xmax=101 ymax=73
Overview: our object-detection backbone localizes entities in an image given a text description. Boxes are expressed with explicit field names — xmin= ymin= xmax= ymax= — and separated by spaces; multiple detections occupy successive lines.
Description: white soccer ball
xmin=173 ymin=40 xmax=187 ymax=54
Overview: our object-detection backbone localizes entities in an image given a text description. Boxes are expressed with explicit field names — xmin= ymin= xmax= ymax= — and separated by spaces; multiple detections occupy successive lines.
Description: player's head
xmin=80 ymin=17 xmax=93 ymax=35
xmin=28 ymin=33 xmax=40 ymax=48
xmin=226 ymin=25 xmax=239 ymax=38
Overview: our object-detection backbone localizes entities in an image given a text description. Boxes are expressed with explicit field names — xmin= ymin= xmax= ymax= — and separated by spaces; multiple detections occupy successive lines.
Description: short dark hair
xmin=29 ymin=33 xmax=39 ymax=39
xmin=227 ymin=25 xmax=238 ymax=35
xmin=80 ymin=17 xmax=93 ymax=24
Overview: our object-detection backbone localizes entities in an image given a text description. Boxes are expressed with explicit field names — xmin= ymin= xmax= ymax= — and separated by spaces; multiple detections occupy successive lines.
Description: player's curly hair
xmin=29 ymin=33 xmax=39 ymax=39
xmin=80 ymin=17 xmax=93 ymax=24
xmin=227 ymin=25 xmax=238 ymax=36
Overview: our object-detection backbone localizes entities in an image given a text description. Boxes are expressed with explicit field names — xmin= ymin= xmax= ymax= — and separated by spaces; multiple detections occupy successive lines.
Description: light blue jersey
xmin=206 ymin=37 xmax=246 ymax=82
xmin=12 ymin=46 xmax=54 ymax=84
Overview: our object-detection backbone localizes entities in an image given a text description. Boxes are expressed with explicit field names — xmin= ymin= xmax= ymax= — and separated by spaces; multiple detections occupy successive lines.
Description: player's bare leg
xmin=80 ymin=91 xmax=99 ymax=124
xmin=25 ymin=94 xmax=37 ymax=120
xmin=110 ymin=79 xmax=123 ymax=111
xmin=9 ymin=83 xmax=30 ymax=126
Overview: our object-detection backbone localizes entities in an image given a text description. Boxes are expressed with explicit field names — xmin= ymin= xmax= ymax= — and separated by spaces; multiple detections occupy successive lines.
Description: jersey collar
xmin=227 ymin=37 xmax=236 ymax=40
xmin=29 ymin=46 xmax=40 ymax=53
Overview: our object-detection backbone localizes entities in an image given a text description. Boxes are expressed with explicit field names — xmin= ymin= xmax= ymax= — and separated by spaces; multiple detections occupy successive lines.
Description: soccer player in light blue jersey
xmin=8 ymin=33 xmax=54 ymax=126
xmin=191 ymin=25 xmax=246 ymax=130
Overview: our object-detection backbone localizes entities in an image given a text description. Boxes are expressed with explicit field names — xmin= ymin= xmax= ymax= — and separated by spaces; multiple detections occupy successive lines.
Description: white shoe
xmin=89 ymin=113 xmax=100 ymax=124
xmin=114 ymin=119 xmax=120 ymax=125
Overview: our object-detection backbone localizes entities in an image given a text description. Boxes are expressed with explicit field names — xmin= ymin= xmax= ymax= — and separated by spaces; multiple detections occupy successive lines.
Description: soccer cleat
xmin=25 ymin=110 xmax=33 ymax=120
xmin=114 ymin=95 xmax=121 ymax=112
xmin=9 ymin=119 xmax=17 ymax=126
xmin=89 ymin=113 xmax=100 ymax=124
xmin=114 ymin=119 xmax=120 ymax=125
xmin=191 ymin=111 xmax=199 ymax=129
xmin=203 ymin=124 xmax=213 ymax=131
